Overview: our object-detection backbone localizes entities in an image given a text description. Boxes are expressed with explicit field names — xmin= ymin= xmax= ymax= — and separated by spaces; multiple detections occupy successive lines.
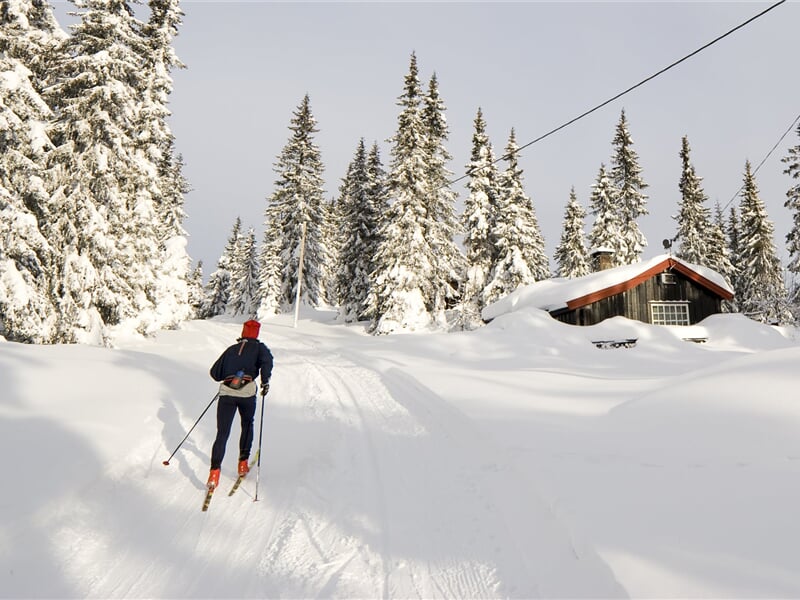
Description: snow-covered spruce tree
xmin=484 ymin=128 xmax=549 ymax=304
xmin=781 ymin=122 xmax=800 ymax=317
xmin=705 ymin=201 xmax=736 ymax=311
xmin=609 ymin=109 xmax=648 ymax=264
xmin=736 ymin=161 xmax=791 ymax=324
xmin=346 ymin=141 xmax=389 ymax=320
xmin=186 ymin=260 xmax=204 ymax=318
xmin=554 ymin=187 xmax=590 ymax=278
xmin=334 ymin=146 xmax=359 ymax=317
xmin=674 ymin=135 xmax=711 ymax=265
xmin=421 ymin=72 xmax=463 ymax=324
xmin=727 ymin=205 xmax=743 ymax=302
xmin=0 ymin=0 xmax=67 ymax=342
xmin=459 ymin=107 xmax=502 ymax=328
xmin=319 ymin=197 xmax=339 ymax=307
xmin=43 ymin=0 xmax=159 ymax=340
xmin=366 ymin=53 xmax=436 ymax=334
xmin=228 ymin=227 xmax=260 ymax=318
xmin=261 ymin=94 xmax=328 ymax=310
xmin=148 ymin=144 xmax=191 ymax=328
xmin=365 ymin=140 xmax=389 ymax=228
xmin=337 ymin=140 xmax=376 ymax=321
xmin=1 ymin=0 xmax=66 ymax=90
xmin=336 ymin=141 xmax=389 ymax=322
xmin=138 ymin=0 xmax=192 ymax=329
xmin=255 ymin=226 xmax=282 ymax=319
xmin=199 ymin=217 xmax=240 ymax=319
xmin=0 ymin=50 xmax=57 ymax=342
xmin=588 ymin=163 xmax=624 ymax=267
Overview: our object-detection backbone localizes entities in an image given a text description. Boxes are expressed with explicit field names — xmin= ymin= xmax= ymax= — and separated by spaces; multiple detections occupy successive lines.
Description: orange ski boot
xmin=207 ymin=468 xmax=220 ymax=490
xmin=237 ymin=459 xmax=250 ymax=477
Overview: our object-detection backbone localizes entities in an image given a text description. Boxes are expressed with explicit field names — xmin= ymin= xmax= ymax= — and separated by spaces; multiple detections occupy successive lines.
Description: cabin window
xmin=650 ymin=301 xmax=690 ymax=325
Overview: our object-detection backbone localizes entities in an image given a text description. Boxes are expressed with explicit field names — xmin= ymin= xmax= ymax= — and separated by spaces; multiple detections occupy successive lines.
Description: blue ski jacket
xmin=210 ymin=337 xmax=273 ymax=388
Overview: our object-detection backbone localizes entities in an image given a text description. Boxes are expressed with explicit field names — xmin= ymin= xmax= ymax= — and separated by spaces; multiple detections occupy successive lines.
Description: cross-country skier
xmin=207 ymin=319 xmax=273 ymax=490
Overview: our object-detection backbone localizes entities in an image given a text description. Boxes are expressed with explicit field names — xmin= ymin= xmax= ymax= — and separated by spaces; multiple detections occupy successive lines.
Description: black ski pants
xmin=210 ymin=394 xmax=256 ymax=470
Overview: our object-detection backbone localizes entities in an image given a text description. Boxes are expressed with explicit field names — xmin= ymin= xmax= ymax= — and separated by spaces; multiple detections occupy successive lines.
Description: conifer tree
xmin=44 ymin=0 xmax=157 ymax=340
xmin=199 ymin=218 xmax=240 ymax=318
xmin=140 ymin=0 xmax=192 ymax=328
xmin=736 ymin=161 xmax=790 ymax=324
xmin=555 ymin=187 xmax=590 ymax=278
xmin=366 ymin=53 xmax=436 ymax=334
xmin=228 ymin=227 xmax=260 ymax=318
xmin=484 ymin=129 xmax=549 ymax=303
xmin=336 ymin=139 xmax=385 ymax=322
xmin=421 ymin=72 xmax=463 ymax=323
xmin=609 ymin=109 xmax=648 ymax=263
xmin=256 ymin=229 xmax=282 ymax=319
xmin=0 ymin=0 xmax=66 ymax=342
xmin=674 ymin=135 xmax=711 ymax=265
xmin=332 ymin=158 xmax=355 ymax=310
xmin=727 ymin=205 xmax=742 ymax=302
xmin=319 ymin=197 xmax=339 ymax=307
xmin=460 ymin=107 xmax=501 ymax=326
xmin=705 ymin=202 xmax=736 ymax=307
xmin=262 ymin=94 xmax=328 ymax=310
xmin=1 ymin=0 xmax=66 ymax=90
xmin=366 ymin=140 xmax=390 ymax=227
xmin=200 ymin=269 xmax=229 ymax=320
xmin=588 ymin=163 xmax=624 ymax=267
xmin=186 ymin=260 xmax=204 ymax=318
xmin=346 ymin=141 xmax=389 ymax=320
xmin=506 ymin=129 xmax=549 ymax=281
xmin=781 ymin=122 xmax=800 ymax=315
xmin=149 ymin=145 xmax=192 ymax=328
xmin=0 ymin=51 xmax=56 ymax=342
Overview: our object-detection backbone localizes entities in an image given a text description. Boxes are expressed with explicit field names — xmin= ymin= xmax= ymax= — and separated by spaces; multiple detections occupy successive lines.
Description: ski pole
xmin=162 ymin=393 xmax=219 ymax=466
xmin=253 ymin=387 xmax=268 ymax=501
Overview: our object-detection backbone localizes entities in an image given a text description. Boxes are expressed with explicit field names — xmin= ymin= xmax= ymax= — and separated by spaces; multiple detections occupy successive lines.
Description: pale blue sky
xmin=55 ymin=1 xmax=800 ymax=273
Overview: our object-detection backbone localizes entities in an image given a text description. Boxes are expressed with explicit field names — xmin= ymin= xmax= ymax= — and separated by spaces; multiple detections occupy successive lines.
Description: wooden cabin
xmin=550 ymin=256 xmax=733 ymax=326
xmin=482 ymin=254 xmax=734 ymax=327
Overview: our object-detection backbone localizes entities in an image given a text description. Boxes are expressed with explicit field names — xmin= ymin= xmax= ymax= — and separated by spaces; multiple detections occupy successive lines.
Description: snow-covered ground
xmin=1 ymin=305 xmax=799 ymax=598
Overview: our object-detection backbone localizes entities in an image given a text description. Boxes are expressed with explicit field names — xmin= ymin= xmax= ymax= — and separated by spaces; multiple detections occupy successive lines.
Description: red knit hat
xmin=241 ymin=320 xmax=261 ymax=339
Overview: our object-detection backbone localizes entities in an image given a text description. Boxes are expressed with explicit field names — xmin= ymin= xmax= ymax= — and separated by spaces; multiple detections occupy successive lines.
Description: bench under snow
xmin=591 ymin=338 xmax=638 ymax=349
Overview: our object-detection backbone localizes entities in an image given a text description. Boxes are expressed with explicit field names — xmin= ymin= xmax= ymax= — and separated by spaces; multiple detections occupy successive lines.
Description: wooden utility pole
xmin=293 ymin=221 xmax=307 ymax=328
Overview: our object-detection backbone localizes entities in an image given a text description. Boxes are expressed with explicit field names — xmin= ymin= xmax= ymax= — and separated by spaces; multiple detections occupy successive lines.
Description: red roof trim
xmin=565 ymin=258 xmax=733 ymax=311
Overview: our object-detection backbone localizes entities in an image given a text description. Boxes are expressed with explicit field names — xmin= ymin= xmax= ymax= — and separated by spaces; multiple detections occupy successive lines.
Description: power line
xmin=450 ymin=0 xmax=787 ymax=186
xmin=721 ymin=112 xmax=800 ymax=213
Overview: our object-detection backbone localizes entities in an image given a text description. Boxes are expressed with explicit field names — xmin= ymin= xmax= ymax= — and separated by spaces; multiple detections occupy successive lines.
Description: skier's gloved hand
xmin=261 ymin=381 xmax=270 ymax=396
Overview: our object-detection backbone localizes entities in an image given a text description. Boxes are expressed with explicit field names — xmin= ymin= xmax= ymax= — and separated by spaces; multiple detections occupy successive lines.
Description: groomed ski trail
xmin=233 ymin=327 xmax=622 ymax=598
xmin=49 ymin=319 xmax=623 ymax=598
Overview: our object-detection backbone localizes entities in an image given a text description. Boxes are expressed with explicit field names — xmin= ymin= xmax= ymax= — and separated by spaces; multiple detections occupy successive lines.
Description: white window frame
xmin=650 ymin=301 xmax=690 ymax=326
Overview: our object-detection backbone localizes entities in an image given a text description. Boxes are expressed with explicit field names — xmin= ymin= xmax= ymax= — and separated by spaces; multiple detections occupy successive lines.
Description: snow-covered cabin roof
xmin=483 ymin=254 xmax=734 ymax=321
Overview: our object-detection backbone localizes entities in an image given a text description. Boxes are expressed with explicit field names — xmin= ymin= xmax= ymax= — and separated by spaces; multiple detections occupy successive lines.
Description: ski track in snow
xmin=40 ymin=322 xmax=622 ymax=598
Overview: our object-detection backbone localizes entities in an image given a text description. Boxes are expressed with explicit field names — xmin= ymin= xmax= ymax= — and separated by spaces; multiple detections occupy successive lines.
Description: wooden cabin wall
xmin=552 ymin=271 xmax=723 ymax=326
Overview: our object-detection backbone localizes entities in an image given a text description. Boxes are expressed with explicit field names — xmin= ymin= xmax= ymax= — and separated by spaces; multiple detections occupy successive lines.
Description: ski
xmin=201 ymin=486 xmax=215 ymax=512
xmin=228 ymin=450 xmax=260 ymax=497
xmin=227 ymin=476 xmax=244 ymax=497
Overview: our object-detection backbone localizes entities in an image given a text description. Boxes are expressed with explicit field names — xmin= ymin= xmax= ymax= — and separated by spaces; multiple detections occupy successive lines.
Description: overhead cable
xmin=721 ymin=112 xmax=800 ymax=212
xmin=450 ymin=0 xmax=787 ymax=186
